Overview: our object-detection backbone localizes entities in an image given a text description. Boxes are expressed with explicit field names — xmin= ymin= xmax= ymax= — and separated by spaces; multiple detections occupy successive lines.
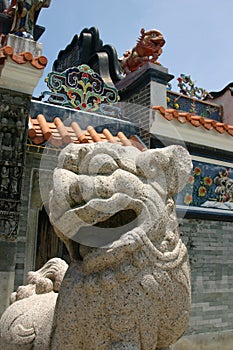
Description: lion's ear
xmin=162 ymin=145 xmax=193 ymax=196
xmin=136 ymin=145 xmax=192 ymax=196
xmin=140 ymin=28 xmax=145 ymax=35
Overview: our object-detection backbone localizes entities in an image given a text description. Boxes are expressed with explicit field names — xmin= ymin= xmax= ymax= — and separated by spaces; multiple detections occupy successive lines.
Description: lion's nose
xmin=94 ymin=169 xmax=139 ymax=200
xmin=70 ymin=175 xmax=95 ymax=204
xmin=94 ymin=176 xmax=115 ymax=199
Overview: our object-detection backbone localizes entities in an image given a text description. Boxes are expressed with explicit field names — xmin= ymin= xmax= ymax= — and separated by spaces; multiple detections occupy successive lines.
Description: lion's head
xmin=139 ymin=28 xmax=165 ymax=53
xmin=49 ymin=143 xmax=192 ymax=262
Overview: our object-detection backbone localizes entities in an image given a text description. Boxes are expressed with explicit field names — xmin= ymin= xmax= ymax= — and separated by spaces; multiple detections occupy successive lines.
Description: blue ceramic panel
xmin=177 ymin=160 xmax=233 ymax=211
xmin=167 ymin=92 xmax=221 ymax=121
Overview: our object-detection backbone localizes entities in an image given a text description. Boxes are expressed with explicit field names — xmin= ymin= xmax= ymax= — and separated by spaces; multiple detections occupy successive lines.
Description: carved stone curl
xmin=0 ymin=143 xmax=192 ymax=350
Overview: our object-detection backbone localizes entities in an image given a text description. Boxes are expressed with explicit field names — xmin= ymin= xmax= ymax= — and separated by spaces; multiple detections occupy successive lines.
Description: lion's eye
xmin=88 ymin=154 xmax=118 ymax=175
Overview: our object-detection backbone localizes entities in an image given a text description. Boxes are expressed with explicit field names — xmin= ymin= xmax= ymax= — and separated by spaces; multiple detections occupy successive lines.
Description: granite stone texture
xmin=0 ymin=143 xmax=192 ymax=350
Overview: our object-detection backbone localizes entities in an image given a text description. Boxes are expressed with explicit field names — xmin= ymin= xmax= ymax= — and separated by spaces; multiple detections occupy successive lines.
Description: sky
xmin=34 ymin=0 xmax=233 ymax=97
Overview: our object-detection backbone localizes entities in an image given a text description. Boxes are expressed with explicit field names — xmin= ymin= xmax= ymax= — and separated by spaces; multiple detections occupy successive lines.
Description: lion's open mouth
xmin=150 ymin=36 xmax=165 ymax=47
xmin=94 ymin=209 xmax=138 ymax=228
xmin=71 ymin=209 xmax=139 ymax=247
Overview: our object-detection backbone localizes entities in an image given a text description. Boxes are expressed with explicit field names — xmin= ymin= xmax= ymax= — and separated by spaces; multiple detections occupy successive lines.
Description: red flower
xmin=194 ymin=167 xmax=201 ymax=176
xmin=198 ymin=186 xmax=207 ymax=197
xmin=203 ymin=176 xmax=212 ymax=186
xmin=184 ymin=193 xmax=193 ymax=205
xmin=82 ymin=73 xmax=89 ymax=78
xmin=188 ymin=175 xmax=195 ymax=184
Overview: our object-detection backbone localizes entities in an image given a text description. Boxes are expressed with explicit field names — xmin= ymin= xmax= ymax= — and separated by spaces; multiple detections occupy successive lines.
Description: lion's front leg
xmin=131 ymin=51 xmax=149 ymax=65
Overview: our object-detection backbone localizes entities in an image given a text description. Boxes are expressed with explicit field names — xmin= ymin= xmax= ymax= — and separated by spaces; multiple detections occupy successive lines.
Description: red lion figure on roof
xmin=121 ymin=28 xmax=165 ymax=75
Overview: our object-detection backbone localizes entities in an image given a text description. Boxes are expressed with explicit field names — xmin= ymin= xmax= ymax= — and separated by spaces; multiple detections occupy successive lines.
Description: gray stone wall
xmin=0 ymin=241 xmax=17 ymax=315
xmin=14 ymin=146 xmax=58 ymax=289
xmin=0 ymin=89 xmax=31 ymax=315
xmin=122 ymin=80 xmax=168 ymax=148
xmin=122 ymin=84 xmax=151 ymax=147
xmin=171 ymin=329 xmax=233 ymax=350
xmin=179 ymin=218 xmax=233 ymax=337
xmin=14 ymin=149 xmax=41 ymax=288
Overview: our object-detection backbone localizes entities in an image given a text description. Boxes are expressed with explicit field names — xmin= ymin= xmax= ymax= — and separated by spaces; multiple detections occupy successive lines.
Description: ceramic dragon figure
xmin=121 ymin=28 xmax=166 ymax=74
xmin=0 ymin=143 xmax=192 ymax=350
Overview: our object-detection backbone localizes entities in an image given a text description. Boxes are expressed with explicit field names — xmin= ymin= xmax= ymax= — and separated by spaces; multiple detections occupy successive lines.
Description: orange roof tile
xmin=102 ymin=128 xmax=118 ymax=143
xmin=152 ymin=106 xmax=233 ymax=137
xmin=228 ymin=126 xmax=233 ymax=136
xmin=0 ymin=45 xmax=47 ymax=69
xmin=28 ymin=115 xmax=146 ymax=151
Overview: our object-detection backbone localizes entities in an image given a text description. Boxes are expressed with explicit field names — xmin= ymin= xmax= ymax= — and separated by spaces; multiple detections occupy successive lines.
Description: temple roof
xmin=28 ymin=102 xmax=233 ymax=154
xmin=205 ymin=82 xmax=233 ymax=99
xmin=152 ymin=106 xmax=233 ymax=137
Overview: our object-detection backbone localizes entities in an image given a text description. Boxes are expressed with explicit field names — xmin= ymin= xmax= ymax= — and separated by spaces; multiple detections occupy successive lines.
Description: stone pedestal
xmin=116 ymin=62 xmax=173 ymax=106
xmin=115 ymin=62 xmax=173 ymax=147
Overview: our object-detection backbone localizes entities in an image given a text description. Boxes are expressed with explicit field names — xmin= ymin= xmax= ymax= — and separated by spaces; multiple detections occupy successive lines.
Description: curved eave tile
xmin=0 ymin=45 xmax=47 ymax=69
xmin=28 ymin=115 xmax=146 ymax=152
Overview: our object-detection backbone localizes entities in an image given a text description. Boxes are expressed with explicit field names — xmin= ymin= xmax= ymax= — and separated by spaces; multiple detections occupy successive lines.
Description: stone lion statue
xmin=0 ymin=143 xmax=192 ymax=350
